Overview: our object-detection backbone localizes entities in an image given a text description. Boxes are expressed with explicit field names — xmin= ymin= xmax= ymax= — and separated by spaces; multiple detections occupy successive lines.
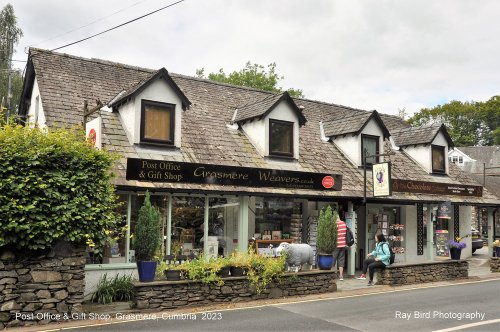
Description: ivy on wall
xmin=0 ymin=124 xmax=119 ymax=251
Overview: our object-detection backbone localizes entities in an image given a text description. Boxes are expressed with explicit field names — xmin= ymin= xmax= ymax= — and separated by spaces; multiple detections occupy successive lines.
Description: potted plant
xmin=448 ymin=236 xmax=466 ymax=260
xmin=491 ymin=240 xmax=500 ymax=257
xmin=134 ymin=191 xmax=161 ymax=282
xmin=316 ymin=206 xmax=338 ymax=270
xmin=164 ymin=263 xmax=184 ymax=281
xmin=228 ymin=251 xmax=251 ymax=276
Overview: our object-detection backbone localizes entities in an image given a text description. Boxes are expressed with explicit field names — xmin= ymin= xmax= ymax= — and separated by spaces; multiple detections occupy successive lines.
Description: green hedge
xmin=0 ymin=124 xmax=119 ymax=251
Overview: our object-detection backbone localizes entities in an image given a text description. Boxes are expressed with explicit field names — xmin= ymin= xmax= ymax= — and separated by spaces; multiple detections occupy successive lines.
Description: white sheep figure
xmin=276 ymin=242 xmax=314 ymax=272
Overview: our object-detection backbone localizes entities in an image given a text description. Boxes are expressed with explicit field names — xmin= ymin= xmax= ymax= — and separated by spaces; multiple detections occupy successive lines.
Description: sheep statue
xmin=275 ymin=242 xmax=314 ymax=272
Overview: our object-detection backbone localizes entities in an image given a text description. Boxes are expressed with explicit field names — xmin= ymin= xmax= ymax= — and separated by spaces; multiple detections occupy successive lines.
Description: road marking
xmin=432 ymin=318 xmax=500 ymax=332
xmin=39 ymin=278 xmax=500 ymax=331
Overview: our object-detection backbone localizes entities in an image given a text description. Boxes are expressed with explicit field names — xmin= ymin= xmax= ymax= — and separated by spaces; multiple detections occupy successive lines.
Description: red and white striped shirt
xmin=337 ymin=220 xmax=347 ymax=248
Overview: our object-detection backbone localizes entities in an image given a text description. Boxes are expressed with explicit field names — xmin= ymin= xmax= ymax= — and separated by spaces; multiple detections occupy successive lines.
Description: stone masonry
xmin=490 ymin=257 xmax=500 ymax=272
xmin=134 ymin=270 xmax=336 ymax=310
xmin=0 ymin=242 xmax=86 ymax=329
xmin=376 ymin=260 xmax=469 ymax=286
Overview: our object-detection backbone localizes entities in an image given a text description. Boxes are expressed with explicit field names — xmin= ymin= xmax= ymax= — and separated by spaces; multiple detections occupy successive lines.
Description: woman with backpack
xmin=357 ymin=233 xmax=391 ymax=286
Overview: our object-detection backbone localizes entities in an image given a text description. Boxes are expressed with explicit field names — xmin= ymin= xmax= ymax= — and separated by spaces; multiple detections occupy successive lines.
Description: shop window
xmin=432 ymin=145 xmax=446 ymax=173
xmin=269 ymin=119 xmax=294 ymax=157
xmin=140 ymin=99 xmax=175 ymax=145
xmin=361 ymin=134 xmax=379 ymax=166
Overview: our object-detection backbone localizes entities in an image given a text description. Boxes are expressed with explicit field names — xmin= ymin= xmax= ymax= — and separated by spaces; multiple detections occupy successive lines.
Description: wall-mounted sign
xmin=437 ymin=201 xmax=452 ymax=219
xmin=85 ymin=117 xmax=102 ymax=149
xmin=126 ymin=158 xmax=343 ymax=191
xmin=372 ymin=162 xmax=392 ymax=197
xmin=392 ymin=179 xmax=482 ymax=197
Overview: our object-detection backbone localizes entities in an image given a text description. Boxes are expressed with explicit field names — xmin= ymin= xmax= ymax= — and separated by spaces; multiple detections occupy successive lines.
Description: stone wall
xmin=376 ymin=260 xmax=469 ymax=286
xmin=490 ymin=257 xmax=500 ymax=272
xmin=134 ymin=270 xmax=336 ymax=310
xmin=0 ymin=242 xmax=86 ymax=329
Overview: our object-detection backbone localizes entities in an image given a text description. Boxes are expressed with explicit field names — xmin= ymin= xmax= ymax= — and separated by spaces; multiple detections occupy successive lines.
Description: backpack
xmin=382 ymin=242 xmax=395 ymax=264
xmin=346 ymin=227 xmax=355 ymax=247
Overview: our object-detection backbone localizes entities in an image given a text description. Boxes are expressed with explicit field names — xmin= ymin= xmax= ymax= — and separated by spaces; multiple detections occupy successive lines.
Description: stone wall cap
xmin=387 ymin=260 xmax=468 ymax=268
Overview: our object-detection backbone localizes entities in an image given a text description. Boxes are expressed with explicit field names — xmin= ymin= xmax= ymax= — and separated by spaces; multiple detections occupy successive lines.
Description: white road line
xmin=432 ymin=318 xmax=500 ymax=332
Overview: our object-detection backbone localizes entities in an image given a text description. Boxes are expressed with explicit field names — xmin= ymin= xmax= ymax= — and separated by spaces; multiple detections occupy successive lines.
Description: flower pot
xmin=495 ymin=247 xmax=500 ymax=257
xmin=165 ymin=269 xmax=182 ymax=281
xmin=218 ymin=266 xmax=231 ymax=278
xmin=449 ymin=248 xmax=462 ymax=260
xmin=230 ymin=266 xmax=245 ymax=277
xmin=136 ymin=261 xmax=157 ymax=282
xmin=317 ymin=254 xmax=335 ymax=270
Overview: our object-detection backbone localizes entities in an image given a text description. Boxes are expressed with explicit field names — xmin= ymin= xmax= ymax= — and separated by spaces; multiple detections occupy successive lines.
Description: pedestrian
xmin=357 ymin=233 xmax=390 ymax=285
xmin=332 ymin=215 xmax=347 ymax=280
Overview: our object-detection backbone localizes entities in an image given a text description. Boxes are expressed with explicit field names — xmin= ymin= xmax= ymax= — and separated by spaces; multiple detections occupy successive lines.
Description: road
xmin=48 ymin=279 xmax=500 ymax=332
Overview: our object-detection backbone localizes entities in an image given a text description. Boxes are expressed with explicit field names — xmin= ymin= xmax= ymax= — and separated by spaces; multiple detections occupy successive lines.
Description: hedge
xmin=0 ymin=124 xmax=119 ymax=251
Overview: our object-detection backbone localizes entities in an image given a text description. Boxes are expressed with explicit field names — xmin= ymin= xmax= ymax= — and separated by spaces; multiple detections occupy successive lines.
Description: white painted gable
xmin=403 ymin=130 xmax=450 ymax=174
xmin=25 ymin=78 xmax=47 ymax=129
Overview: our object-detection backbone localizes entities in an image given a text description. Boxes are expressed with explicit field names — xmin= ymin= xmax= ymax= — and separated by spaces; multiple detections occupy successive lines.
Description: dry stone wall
xmin=490 ymin=257 xmax=500 ymax=272
xmin=0 ymin=242 xmax=86 ymax=329
xmin=376 ymin=260 xmax=469 ymax=285
xmin=134 ymin=270 xmax=336 ymax=310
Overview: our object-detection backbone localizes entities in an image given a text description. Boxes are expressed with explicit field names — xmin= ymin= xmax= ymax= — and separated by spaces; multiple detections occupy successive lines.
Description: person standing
xmin=357 ymin=233 xmax=390 ymax=285
xmin=332 ymin=216 xmax=347 ymax=280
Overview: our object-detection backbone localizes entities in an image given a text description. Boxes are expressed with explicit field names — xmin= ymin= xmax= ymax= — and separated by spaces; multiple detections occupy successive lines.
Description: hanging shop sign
xmin=372 ymin=162 xmax=392 ymax=197
xmin=126 ymin=158 xmax=343 ymax=191
xmin=437 ymin=201 xmax=452 ymax=219
xmin=392 ymin=179 xmax=482 ymax=197
xmin=85 ymin=117 xmax=101 ymax=149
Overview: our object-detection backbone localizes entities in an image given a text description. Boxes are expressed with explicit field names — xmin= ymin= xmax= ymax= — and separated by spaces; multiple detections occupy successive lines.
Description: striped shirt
xmin=337 ymin=220 xmax=347 ymax=248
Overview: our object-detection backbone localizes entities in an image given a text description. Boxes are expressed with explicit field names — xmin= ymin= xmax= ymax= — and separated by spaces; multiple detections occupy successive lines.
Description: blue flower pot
xmin=317 ymin=254 xmax=336 ymax=270
xmin=449 ymin=248 xmax=462 ymax=260
xmin=495 ymin=247 xmax=500 ymax=257
xmin=136 ymin=261 xmax=157 ymax=282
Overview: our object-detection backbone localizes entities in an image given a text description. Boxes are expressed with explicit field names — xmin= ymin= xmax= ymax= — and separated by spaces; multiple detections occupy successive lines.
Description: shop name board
xmin=126 ymin=158 xmax=343 ymax=191
xmin=392 ymin=179 xmax=482 ymax=197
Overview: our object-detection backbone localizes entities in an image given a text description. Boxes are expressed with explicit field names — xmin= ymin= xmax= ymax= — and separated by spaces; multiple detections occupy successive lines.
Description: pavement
xmin=13 ymin=249 xmax=499 ymax=331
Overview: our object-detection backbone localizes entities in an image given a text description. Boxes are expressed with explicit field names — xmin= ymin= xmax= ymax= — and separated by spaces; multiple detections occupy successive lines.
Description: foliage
xmin=134 ymin=191 xmax=161 ymax=261
xmin=448 ymin=240 xmax=466 ymax=249
xmin=247 ymin=250 xmax=287 ymax=294
xmin=196 ymin=62 xmax=304 ymax=98
xmin=228 ymin=250 xmax=252 ymax=268
xmin=182 ymin=254 xmax=223 ymax=285
xmin=91 ymin=273 xmax=135 ymax=304
xmin=0 ymin=124 xmax=119 ymax=251
xmin=316 ymin=206 xmax=338 ymax=254
xmin=407 ymin=96 xmax=500 ymax=146
xmin=0 ymin=4 xmax=24 ymax=114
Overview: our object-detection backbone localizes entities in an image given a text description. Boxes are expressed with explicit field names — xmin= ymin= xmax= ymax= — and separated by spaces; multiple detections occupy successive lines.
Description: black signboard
xmin=126 ymin=158 xmax=342 ymax=191
xmin=437 ymin=201 xmax=452 ymax=219
xmin=392 ymin=179 xmax=482 ymax=197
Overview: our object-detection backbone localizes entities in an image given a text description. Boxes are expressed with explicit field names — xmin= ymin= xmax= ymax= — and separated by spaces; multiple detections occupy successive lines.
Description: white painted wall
xmin=26 ymin=78 xmax=47 ymax=129
xmin=459 ymin=205 xmax=473 ymax=259
xmin=449 ymin=149 xmax=473 ymax=167
xmin=332 ymin=117 xmax=384 ymax=166
xmin=241 ymin=100 xmax=300 ymax=158
xmin=84 ymin=266 xmax=137 ymax=300
xmin=118 ymin=78 xmax=183 ymax=147
xmin=402 ymin=131 xmax=450 ymax=174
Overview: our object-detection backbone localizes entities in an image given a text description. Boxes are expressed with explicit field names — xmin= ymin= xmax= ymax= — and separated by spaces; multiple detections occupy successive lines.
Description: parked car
xmin=471 ymin=228 xmax=483 ymax=253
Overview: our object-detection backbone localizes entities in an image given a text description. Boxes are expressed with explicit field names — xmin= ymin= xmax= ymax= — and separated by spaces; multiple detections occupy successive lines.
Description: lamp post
xmin=363 ymin=148 xmax=395 ymax=205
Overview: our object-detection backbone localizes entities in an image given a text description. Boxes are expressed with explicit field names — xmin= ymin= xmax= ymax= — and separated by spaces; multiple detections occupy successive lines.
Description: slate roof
xmin=322 ymin=110 xmax=390 ymax=138
xmin=391 ymin=123 xmax=454 ymax=147
xmin=233 ymin=91 xmax=306 ymax=125
xmin=19 ymin=48 xmax=500 ymax=205
xmin=459 ymin=146 xmax=500 ymax=167
xmin=457 ymin=146 xmax=500 ymax=199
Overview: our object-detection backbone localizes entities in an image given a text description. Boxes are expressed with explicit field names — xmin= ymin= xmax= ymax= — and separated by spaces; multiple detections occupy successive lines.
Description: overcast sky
xmin=7 ymin=0 xmax=500 ymax=116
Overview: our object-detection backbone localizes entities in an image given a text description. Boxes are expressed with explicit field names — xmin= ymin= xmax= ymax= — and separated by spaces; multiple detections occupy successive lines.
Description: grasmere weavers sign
xmin=392 ymin=179 xmax=482 ymax=197
xmin=126 ymin=158 xmax=343 ymax=191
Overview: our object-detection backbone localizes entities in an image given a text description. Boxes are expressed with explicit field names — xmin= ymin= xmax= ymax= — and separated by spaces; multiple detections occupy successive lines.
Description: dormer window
xmin=269 ymin=119 xmax=293 ymax=157
xmin=361 ymin=134 xmax=379 ymax=166
xmin=432 ymin=145 xmax=446 ymax=173
xmin=141 ymin=100 xmax=175 ymax=145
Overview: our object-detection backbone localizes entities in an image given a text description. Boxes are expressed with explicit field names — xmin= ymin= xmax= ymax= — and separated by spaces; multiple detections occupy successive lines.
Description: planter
xmin=495 ymin=247 xmax=500 ymax=257
xmin=218 ymin=266 xmax=231 ymax=278
xmin=165 ymin=269 xmax=182 ymax=281
xmin=449 ymin=248 xmax=462 ymax=260
xmin=317 ymin=254 xmax=335 ymax=270
xmin=137 ymin=261 xmax=157 ymax=282
xmin=230 ymin=266 xmax=246 ymax=277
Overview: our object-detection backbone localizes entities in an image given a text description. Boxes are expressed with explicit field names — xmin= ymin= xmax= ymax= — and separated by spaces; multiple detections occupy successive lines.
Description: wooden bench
xmin=375 ymin=260 xmax=468 ymax=285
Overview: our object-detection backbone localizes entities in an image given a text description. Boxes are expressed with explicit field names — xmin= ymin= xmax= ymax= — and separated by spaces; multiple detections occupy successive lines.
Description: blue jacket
xmin=370 ymin=242 xmax=391 ymax=266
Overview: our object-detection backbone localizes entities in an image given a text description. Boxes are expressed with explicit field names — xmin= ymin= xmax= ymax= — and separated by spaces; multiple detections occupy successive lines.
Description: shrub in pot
xmin=316 ymin=206 xmax=338 ymax=270
xmin=229 ymin=251 xmax=251 ymax=276
xmin=134 ymin=191 xmax=161 ymax=282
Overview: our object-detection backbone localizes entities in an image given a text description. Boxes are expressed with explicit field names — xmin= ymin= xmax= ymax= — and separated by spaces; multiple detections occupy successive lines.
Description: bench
xmin=375 ymin=260 xmax=468 ymax=285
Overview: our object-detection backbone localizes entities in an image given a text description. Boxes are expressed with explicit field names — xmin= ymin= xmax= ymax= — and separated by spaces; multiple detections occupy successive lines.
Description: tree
xmin=407 ymin=97 xmax=500 ymax=146
xmin=196 ymin=62 xmax=304 ymax=98
xmin=0 ymin=4 xmax=23 ymax=115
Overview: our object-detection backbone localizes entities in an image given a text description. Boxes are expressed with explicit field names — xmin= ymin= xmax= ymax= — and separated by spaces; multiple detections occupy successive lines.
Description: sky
xmin=6 ymin=0 xmax=500 ymax=116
